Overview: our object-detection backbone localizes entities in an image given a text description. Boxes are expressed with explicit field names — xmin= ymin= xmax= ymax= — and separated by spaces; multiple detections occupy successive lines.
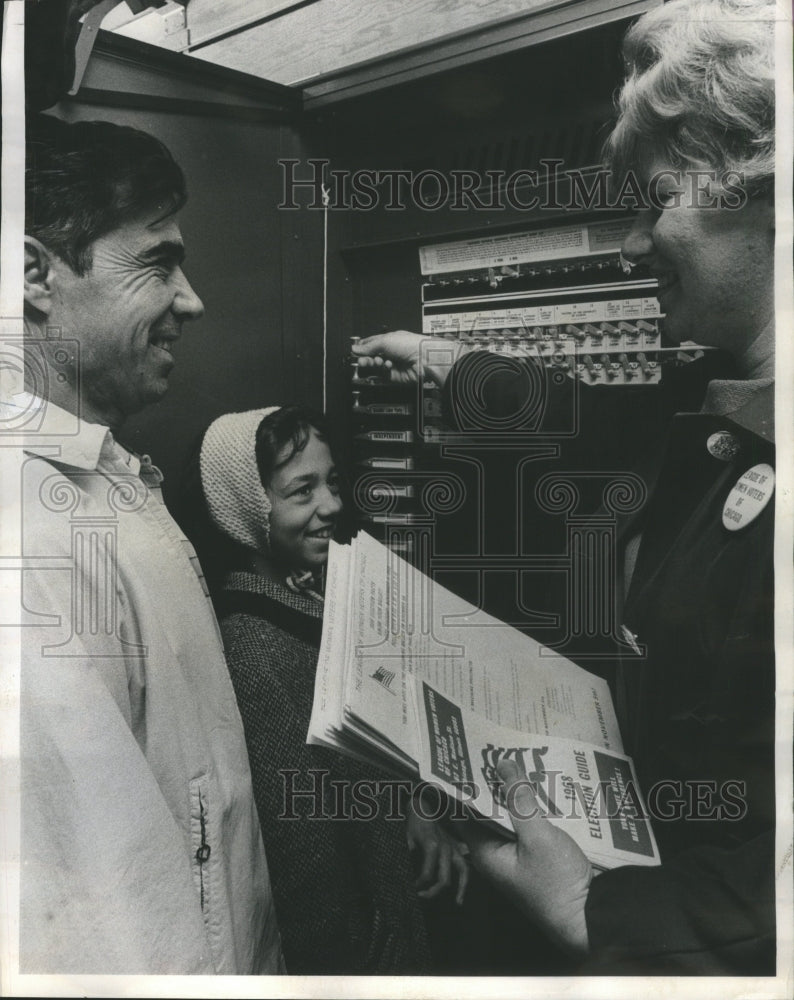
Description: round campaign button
xmin=706 ymin=430 xmax=740 ymax=462
xmin=722 ymin=463 xmax=774 ymax=531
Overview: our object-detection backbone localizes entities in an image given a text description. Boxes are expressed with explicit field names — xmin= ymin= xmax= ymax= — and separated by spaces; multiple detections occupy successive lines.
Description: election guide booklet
xmin=308 ymin=530 xmax=660 ymax=870
xmin=416 ymin=680 xmax=658 ymax=870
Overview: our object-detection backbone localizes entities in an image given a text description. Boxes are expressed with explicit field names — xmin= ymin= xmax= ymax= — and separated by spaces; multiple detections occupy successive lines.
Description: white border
xmin=1 ymin=1 xmax=792 ymax=996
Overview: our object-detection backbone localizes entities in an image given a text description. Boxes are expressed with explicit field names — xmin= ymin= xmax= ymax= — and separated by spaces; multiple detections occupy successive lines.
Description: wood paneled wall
xmin=188 ymin=0 xmax=550 ymax=83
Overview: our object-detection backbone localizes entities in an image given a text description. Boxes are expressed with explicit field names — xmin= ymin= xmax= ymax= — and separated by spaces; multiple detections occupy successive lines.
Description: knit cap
xmin=200 ymin=407 xmax=281 ymax=553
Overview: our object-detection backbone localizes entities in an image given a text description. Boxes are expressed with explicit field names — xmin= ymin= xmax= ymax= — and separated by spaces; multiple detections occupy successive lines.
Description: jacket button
xmin=706 ymin=430 xmax=740 ymax=461
xmin=196 ymin=844 xmax=211 ymax=863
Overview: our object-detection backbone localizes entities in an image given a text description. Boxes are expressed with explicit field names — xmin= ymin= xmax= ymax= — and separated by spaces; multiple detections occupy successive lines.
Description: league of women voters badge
xmin=722 ymin=463 xmax=775 ymax=532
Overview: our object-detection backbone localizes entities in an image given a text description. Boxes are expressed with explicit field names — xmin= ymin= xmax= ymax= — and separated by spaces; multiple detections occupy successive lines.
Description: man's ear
xmin=24 ymin=236 xmax=55 ymax=316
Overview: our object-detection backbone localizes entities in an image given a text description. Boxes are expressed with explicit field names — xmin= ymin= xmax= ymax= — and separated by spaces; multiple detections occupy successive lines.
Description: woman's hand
xmin=461 ymin=760 xmax=593 ymax=954
xmin=406 ymin=806 xmax=470 ymax=905
xmin=352 ymin=331 xmax=424 ymax=382
xmin=352 ymin=331 xmax=459 ymax=387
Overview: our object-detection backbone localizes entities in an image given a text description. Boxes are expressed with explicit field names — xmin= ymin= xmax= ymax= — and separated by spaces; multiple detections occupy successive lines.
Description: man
xmin=353 ymin=0 xmax=777 ymax=974
xmin=16 ymin=115 xmax=283 ymax=973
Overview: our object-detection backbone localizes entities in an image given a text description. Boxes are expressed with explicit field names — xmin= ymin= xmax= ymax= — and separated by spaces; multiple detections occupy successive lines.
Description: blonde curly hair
xmin=605 ymin=0 xmax=775 ymax=191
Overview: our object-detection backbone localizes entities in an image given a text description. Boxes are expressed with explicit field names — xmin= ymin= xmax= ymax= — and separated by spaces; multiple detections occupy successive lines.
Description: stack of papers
xmin=308 ymin=531 xmax=659 ymax=870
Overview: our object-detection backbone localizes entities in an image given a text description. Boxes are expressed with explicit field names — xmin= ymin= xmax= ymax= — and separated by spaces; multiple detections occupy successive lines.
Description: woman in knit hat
xmin=179 ymin=404 xmax=468 ymax=974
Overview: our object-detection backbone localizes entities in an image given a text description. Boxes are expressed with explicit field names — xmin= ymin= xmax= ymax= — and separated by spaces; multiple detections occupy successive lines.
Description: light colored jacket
xmin=17 ymin=397 xmax=283 ymax=974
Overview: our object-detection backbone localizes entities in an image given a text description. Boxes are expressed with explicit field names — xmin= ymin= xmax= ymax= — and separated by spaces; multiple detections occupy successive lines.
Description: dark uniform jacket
xmin=443 ymin=352 xmax=776 ymax=975
xmin=584 ymin=379 xmax=775 ymax=975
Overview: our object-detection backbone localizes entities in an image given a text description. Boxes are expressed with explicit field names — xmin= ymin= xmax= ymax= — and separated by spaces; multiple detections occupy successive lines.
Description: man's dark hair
xmin=25 ymin=115 xmax=187 ymax=275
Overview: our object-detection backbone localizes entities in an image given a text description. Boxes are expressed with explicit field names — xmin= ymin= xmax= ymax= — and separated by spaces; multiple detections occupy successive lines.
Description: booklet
xmin=416 ymin=680 xmax=658 ymax=870
xmin=308 ymin=531 xmax=660 ymax=870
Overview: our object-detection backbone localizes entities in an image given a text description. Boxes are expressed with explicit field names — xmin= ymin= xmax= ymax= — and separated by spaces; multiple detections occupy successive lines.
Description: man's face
xmin=621 ymin=160 xmax=774 ymax=361
xmin=49 ymin=203 xmax=204 ymax=427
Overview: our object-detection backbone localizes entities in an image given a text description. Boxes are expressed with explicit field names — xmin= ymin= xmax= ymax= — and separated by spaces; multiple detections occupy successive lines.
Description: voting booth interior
xmin=47 ymin=1 xmax=725 ymax=635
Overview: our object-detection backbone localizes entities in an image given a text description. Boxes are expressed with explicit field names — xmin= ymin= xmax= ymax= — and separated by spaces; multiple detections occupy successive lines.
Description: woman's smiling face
xmin=620 ymin=161 xmax=774 ymax=362
xmin=265 ymin=428 xmax=343 ymax=572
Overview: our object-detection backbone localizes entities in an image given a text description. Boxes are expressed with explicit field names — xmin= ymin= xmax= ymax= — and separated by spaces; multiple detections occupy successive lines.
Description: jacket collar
xmin=223 ymin=570 xmax=324 ymax=619
xmin=701 ymin=378 xmax=774 ymax=444
xmin=8 ymin=393 xmax=141 ymax=474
